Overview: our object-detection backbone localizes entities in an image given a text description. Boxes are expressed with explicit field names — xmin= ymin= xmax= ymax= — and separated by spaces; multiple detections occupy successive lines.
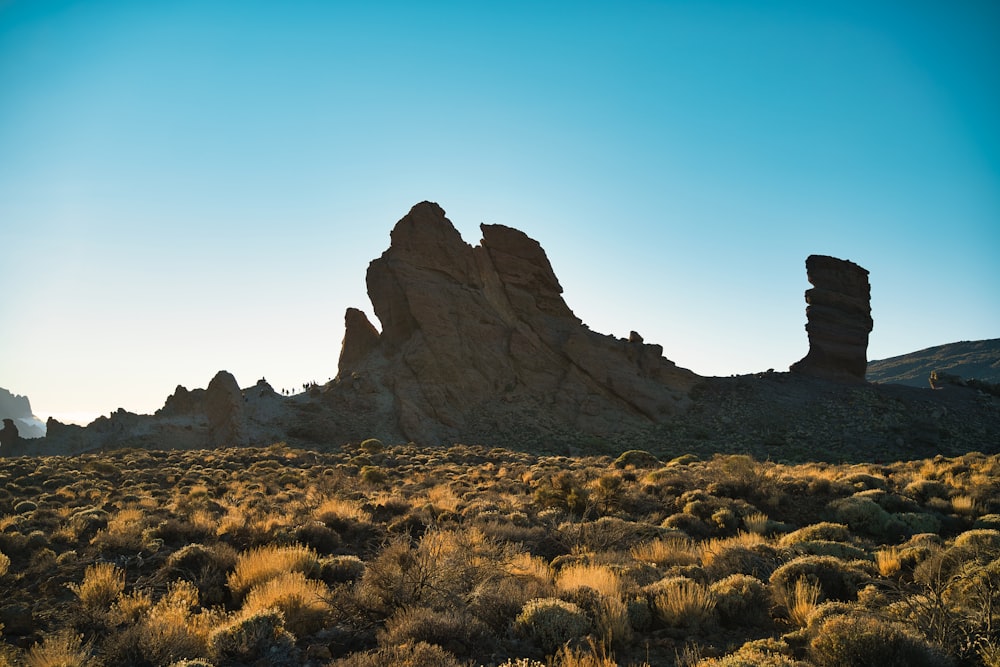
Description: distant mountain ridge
xmin=867 ymin=338 xmax=1000 ymax=387
xmin=0 ymin=387 xmax=46 ymax=438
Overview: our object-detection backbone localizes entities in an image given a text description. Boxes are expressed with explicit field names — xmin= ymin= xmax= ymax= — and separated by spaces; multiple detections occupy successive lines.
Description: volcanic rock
xmin=157 ymin=385 xmax=205 ymax=417
xmin=334 ymin=201 xmax=698 ymax=443
xmin=0 ymin=419 xmax=20 ymax=451
xmin=205 ymin=371 xmax=246 ymax=446
xmin=790 ymin=254 xmax=873 ymax=383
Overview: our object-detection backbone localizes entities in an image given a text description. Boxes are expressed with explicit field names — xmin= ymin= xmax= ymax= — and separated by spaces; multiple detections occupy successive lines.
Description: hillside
xmin=867 ymin=338 xmax=1000 ymax=387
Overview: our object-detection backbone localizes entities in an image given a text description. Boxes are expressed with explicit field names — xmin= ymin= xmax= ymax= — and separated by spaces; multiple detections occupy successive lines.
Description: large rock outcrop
xmin=334 ymin=201 xmax=699 ymax=443
xmin=205 ymin=371 xmax=246 ymax=446
xmin=790 ymin=254 xmax=873 ymax=383
xmin=0 ymin=388 xmax=46 ymax=438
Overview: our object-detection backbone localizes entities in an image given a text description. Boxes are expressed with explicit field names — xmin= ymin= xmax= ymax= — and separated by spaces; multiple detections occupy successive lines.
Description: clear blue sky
xmin=2 ymin=0 xmax=998 ymax=425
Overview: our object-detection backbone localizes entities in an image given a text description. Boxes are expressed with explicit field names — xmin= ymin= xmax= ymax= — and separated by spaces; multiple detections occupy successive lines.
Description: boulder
xmin=790 ymin=254 xmax=873 ymax=383
xmin=334 ymin=201 xmax=698 ymax=443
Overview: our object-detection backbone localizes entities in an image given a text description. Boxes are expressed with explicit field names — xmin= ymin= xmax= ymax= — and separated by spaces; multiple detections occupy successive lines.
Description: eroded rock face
xmin=790 ymin=254 xmax=873 ymax=383
xmin=205 ymin=371 xmax=246 ymax=446
xmin=0 ymin=419 xmax=20 ymax=451
xmin=335 ymin=201 xmax=699 ymax=443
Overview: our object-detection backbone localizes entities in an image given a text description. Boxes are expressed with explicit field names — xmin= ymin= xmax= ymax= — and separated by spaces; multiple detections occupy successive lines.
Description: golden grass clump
xmin=25 ymin=630 xmax=92 ymax=667
xmin=228 ymin=543 xmax=320 ymax=598
xmin=314 ymin=497 xmax=371 ymax=524
xmin=743 ymin=512 xmax=770 ymax=535
xmin=242 ymin=571 xmax=331 ymax=636
xmin=506 ymin=552 xmax=553 ymax=587
xmin=651 ymin=578 xmax=716 ymax=628
xmin=0 ymin=551 xmax=9 ymax=577
xmin=875 ymin=547 xmax=903 ymax=577
xmin=631 ymin=536 xmax=699 ymax=567
xmin=69 ymin=562 xmax=125 ymax=611
xmin=951 ymin=495 xmax=977 ymax=516
xmin=787 ymin=577 xmax=823 ymax=627
xmin=556 ymin=562 xmax=623 ymax=598
xmin=700 ymin=531 xmax=768 ymax=566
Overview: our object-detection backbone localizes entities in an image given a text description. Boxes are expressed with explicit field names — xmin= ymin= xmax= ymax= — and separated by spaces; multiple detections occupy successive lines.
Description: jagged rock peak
xmin=338 ymin=307 xmax=381 ymax=378
xmin=336 ymin=201 xmax=699 ymax=444
xmin=790 ymin=254 xmax=873 ymax=383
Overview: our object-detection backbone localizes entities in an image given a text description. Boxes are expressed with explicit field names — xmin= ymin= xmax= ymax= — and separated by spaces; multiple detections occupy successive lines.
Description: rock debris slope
xmin=333 ymin=201 xmax=699 ymax=443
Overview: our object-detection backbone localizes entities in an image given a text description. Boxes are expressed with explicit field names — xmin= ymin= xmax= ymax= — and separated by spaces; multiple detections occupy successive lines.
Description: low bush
xmin=709 ymin=574 xmax=769 ymax=627
xmin=514 ymin=597 xmax=591 ymax=653
xmin=809 ymin=614 xmax=954 ymax=666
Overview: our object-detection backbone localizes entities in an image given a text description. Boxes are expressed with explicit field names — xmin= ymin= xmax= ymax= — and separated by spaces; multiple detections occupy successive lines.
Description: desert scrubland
xmin=1 ymin=442 xmax=998 ymax=666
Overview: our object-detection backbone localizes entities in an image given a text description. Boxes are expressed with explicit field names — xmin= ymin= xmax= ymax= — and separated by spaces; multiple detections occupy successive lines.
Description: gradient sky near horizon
xmin=2 ymin=0 xmax=998 ymax=426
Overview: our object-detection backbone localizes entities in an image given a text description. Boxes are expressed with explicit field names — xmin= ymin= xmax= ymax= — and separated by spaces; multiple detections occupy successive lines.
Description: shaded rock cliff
xmin=790 ymin=254 xmax=873 ymax=383
xmin=333 ymin=201 xmax=699 ymax=443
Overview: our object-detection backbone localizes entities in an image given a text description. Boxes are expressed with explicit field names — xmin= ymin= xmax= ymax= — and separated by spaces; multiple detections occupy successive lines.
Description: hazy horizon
xmin=2 ymin=1 xmax=998 ymax=424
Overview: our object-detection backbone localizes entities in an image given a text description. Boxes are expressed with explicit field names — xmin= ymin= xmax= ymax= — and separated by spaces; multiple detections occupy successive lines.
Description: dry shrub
xmin=315 ymin=497 xmax=371 ymax=526
xmin=514 ymin=597 xmax=591 ymax=654
xmin=0 ymin=551 xmax=9 ymax=577
xmin=90 ymin=507 xmax=147 ymax=552
xmin=208 ymin=608 xmax=297 ymax=665
xmin=709 ymin=574 xmax=769 ymax=627
xmin=952 ymin=528 xmax=1000 ymax=551
xmin=69 ymin=562 xmax=125 ymax=612
xmin=160 ymin=542 xmax=238 ymax=607
xmin=828 ymin=495 xmax=902 ymax=537
xmin=552 ymin=637 xmax=619 ymax=667
xmin=769 ymin=556 xmax=867 ymax=611
xmin=241 ymin=571 xmax=330 ymax=637
xmin=809 ymin=614 xmax=953 ymax=667
xmin=790 ymin=540 xmax=870 ymax=561
xmin=25 ymin=630 xmax=93 ymax=667
xmin=651 ymin=577 xmax=716 ymax=629
xmin=631 ymin=536 xmax=699 ymax=567
xmin=593 ymin=594 xmax=632 ymax=648
xmin=379 ymin=606 xmax=491 ymax=658
xmin=329 ymin=641 xmax=463 ymax=667
xmin=320 ymin=554 xmax=366 ymax=585
xmin=227 ymin=543 xmax=319 ymax=598
xmin=695 ymin=638 xmax=799 ymax=666
xmin=102 ymin=581 xmax=213 ymax=666
xmin=779 ymin=522 xmax=852 ymax=546
xmin=555 ymin=562 xmax=623 ymax=598
xmin=700 ymin=531 xmax=768 ymax=566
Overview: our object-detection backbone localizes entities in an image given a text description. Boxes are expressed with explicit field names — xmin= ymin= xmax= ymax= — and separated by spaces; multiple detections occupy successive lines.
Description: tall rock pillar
xmin=790 ymin=254 xmax=873 ymax=383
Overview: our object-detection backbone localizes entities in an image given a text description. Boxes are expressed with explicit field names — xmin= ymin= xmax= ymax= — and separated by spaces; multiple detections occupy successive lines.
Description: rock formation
xmin=790 ymin=254 xmax=873 ymax=383
xmin=0 ymin=388 xmax=46 ymax=438
xmin=0 ymin=419 xmax=20 ymax=451
xmin=205 ymin=371 xmax=246 ymax=446
xmin=156 ymin=385 xmax=205 ymax=417
xmin=334 ymin=201 xmax=699 ymax=443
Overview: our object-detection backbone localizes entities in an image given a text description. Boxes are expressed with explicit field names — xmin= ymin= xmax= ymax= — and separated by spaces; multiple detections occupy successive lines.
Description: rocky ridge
xmin=6 ymin=202 xmax=999 ymax=461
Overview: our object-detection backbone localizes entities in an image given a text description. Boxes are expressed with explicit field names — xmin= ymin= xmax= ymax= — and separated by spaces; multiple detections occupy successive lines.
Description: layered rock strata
xmin=790 ymin=254 xmax=873 ymax=383
xmin=334 ymin=201 xmax=699 ymax=443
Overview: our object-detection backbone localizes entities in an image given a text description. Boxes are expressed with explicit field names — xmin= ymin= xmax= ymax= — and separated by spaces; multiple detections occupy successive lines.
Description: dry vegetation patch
xmin=0 ymin=445 xmax=998 ymax=665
